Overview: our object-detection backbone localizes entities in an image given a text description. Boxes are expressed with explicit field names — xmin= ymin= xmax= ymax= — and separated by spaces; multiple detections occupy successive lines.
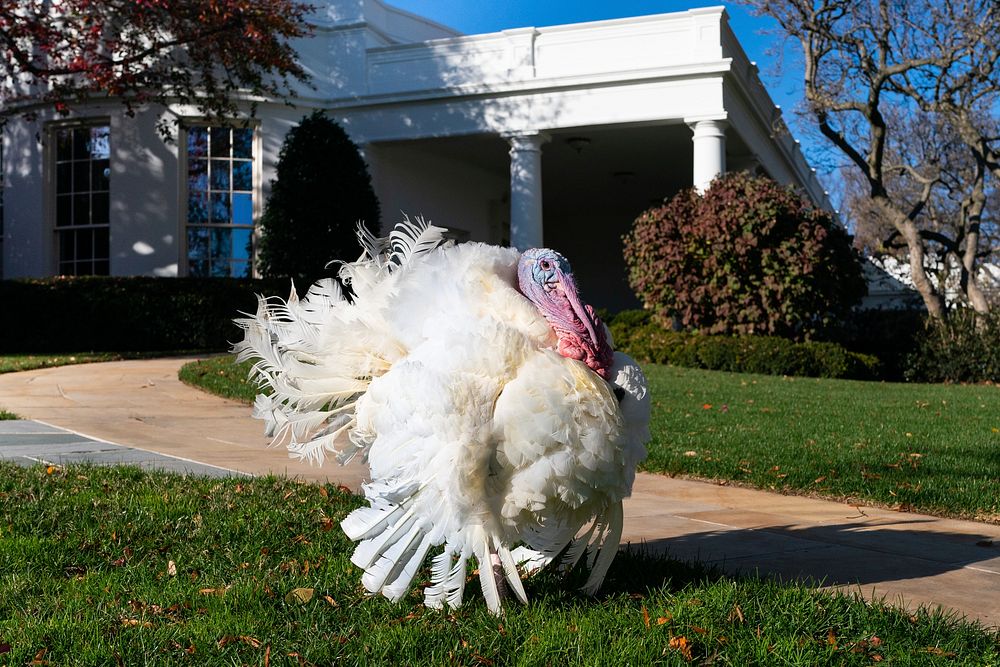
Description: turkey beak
xmin=557 ymin=270 xmax=600 ymax=348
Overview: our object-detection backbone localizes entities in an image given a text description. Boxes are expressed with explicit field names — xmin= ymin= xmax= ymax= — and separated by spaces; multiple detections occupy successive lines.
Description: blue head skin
xmin=517 ymin=248 xmax=612 ymax=378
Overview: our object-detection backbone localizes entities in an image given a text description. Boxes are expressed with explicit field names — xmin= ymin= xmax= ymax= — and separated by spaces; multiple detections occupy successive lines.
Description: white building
xmin=0 ymin=1 xmax=831 ymax=309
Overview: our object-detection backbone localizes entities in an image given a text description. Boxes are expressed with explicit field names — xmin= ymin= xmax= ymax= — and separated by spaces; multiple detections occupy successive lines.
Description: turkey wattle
xmin=235 ymin=218 xmax=650 ymax=614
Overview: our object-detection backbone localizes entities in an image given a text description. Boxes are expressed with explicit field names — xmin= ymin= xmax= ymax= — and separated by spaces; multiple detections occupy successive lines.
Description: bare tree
xmin=746 ymin=0 xmax=1000 ymax=318
xmin=843 ymin=110 xmax=1000 ymax=310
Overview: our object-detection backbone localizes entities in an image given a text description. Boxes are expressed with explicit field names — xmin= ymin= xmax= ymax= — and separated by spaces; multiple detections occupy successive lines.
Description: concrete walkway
xmin=0 ymin=358 xmax=997 ymax=629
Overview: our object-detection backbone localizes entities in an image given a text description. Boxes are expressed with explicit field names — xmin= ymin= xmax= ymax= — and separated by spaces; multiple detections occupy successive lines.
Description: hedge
xmin=0 ymin=276 xmax=291 ymax=353
xmin=608 ymin=310 xmax=881 ymax=380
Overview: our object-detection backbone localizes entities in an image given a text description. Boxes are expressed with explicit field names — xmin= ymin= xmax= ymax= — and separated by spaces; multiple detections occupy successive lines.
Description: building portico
xmin=1 ymin=1 xmax=831 ymax=310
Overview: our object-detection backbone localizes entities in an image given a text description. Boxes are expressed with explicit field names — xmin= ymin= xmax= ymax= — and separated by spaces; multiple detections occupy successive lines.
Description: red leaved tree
xmin=623 ymin=172 xmax=865 ymax=340
xmin=0 ymin=0 xmax=311 ymax=136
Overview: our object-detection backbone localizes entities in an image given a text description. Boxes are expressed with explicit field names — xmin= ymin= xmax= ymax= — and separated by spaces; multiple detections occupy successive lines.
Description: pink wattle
xmin=550 ymin=304 xmax=613 ymax=380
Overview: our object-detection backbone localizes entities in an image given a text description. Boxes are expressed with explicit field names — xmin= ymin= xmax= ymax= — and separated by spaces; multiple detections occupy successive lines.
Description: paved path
xmin=0 ymin=358 xmax=997 ymax=629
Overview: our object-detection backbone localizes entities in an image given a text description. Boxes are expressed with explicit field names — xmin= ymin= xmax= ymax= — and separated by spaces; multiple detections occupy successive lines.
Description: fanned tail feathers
xmin=234 ymin=217 xmax=448 ymax=464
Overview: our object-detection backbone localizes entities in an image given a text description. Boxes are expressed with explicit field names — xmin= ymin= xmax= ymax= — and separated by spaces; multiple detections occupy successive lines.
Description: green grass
xmin=181 ymin=356 xmax=1000 ymax=524
xmin=0 ymin=464 xmax=996 ymax=666
xmin=0 ymin=353 xmax=133 ymax=375
xmin=643 ymin=366 xmax=1000 ymax=523
xmin=179 ymin=355 xmax=258 ymax=403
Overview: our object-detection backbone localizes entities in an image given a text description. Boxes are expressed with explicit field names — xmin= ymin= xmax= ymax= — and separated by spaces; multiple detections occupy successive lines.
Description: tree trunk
xmin=879 ymin=201 xmax=947 ymax=319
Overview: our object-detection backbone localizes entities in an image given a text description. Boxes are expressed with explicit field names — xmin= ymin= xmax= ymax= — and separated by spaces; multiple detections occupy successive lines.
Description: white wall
xmin=368 ymin=142 xmax=505 ymax=242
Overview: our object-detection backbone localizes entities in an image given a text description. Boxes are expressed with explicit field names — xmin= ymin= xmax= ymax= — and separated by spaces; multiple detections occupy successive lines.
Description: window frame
xmin=178 ymin=120 xmax=262 ymax=279
xmin=46 ymin=117 xmax=113 ymax=277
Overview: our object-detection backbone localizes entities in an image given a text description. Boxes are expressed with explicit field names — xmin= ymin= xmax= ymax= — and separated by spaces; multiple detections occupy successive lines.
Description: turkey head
xmin=517 ymin=248 xmax=614 ymax=379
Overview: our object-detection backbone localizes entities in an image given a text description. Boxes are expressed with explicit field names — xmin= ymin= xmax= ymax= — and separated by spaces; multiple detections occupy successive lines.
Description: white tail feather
xmin=581 ymin=501 xmax=623 ymax=596
xmin=497 ymin=544 xmax=528 ymax=605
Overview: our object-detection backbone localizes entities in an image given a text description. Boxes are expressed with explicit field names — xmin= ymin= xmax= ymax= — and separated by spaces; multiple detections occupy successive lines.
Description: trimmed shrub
xmin=608 ymin=310 xmax=880 ymax=380
xmin=904 ymin=309 xmax=1000 ymax=383
xmin=623 ymin=172 xmax=866 ymax=340
xmin=257 ymin=111 xmax=380 ymax=285
xmin=0 ymin=276 xmax=289 ymax=353
xmin=829 ymin=308 xmax=925 ymax=381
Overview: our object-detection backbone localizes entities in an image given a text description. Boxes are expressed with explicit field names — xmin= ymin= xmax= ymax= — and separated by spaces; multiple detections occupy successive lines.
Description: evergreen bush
xmin=257 ymin=111 xmax=380 ymax=285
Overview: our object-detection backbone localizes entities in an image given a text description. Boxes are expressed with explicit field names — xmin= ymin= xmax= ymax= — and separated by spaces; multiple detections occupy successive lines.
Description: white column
xmin=506 ymin=132 xmax=549 ymax=249
xmin=689 ymin=119 xmax=727 ymax=193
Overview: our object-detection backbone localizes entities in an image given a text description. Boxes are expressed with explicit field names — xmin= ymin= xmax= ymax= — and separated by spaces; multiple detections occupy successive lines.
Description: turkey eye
xmin=540 ymin=260 xmax=551 ymax=270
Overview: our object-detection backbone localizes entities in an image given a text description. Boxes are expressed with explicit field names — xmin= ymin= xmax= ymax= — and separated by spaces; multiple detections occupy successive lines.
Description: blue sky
xmin=385 ymin=1 xmax=827 ymax=186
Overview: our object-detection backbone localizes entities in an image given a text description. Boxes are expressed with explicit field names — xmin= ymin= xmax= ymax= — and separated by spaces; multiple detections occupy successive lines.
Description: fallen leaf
xmin=322 ymin=595 xmax=339 ymax=607
xmin=0 ymin=643 xmax=10 ymax=654
xmin=870 ymin=635 xmax=882 ymax=647
xmin=656 ymin=616 xmax=671 ymax=625
xmin=813 ymin=476 xmax=827 ymax=484
xmin=285 ymin=588 xmax=314 ymax=604
xmin=702 ymin=404 xmax=712 ymax=410
xmin=319 ymin=487 xmax=329 ymax=498
xmin=668 ymin=636 xmax=693 ymax=661
xmin=827 ymin=629 xmax=837 ymax=647
xmin=872 ymin=654 xmax=883 ymax=662
xmin=727 ymin=605 xmax=744 ymax=623
xmin=683 ymin=450 xmax=698 ymax=457
xmin=691 ymin=625 xmax=707 ymax=635
xmin=199 ymin=587 xmax=228 ymax=597
xmin=167 ymin=560 xmax=177 ymax=576
xmin=642 ymin=605 xmax=650 ymax=628
xmin=925 ymin=647 xmax=956 ymax=657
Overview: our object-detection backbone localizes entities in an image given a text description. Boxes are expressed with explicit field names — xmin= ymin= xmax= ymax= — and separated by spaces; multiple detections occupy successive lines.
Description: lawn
xmin=0 ymin=353 xmax=134 ymax=375
xmin=0 ymin=463 xmax=996 ymax=666
xmin=180 ymin=356 xmax=1000 ymax=523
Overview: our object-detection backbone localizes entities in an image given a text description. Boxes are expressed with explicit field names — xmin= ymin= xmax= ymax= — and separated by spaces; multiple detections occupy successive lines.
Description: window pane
xmin=210 ymin=159 xmax=230 ymax=191
xmin=59 ymin=231 xmax=74 ymax=261
xmin=91 ymin=159 xmax=110 ymax=191
xmin=72 ymin=128 xmax=90 ymax=160
xmin=230 ymin=260 xmax=250 ymax=278
xmin=232 ymin=227 xmax=252 ymax=261
xmin=232 ymin=193 xmax=252 ymax=226
xmin=89 ymin=126 xmax=110 ymax=160
xmin=91 ymin=193 xmax=109 ymax=225
xmin=232 ymin=160 xmax=252 ymax=191
xmin=210 ymin=227 xmax=231 ymax=262
xmin=93 ymin=260 xmax=109 ymax=275
xmin=210 ymin=260 xmax=230 ymax=278
xmin=233 ymin=128 xmax=253 ymax=158
xmin=189 ymin=260 xmax=209 ymax=277
xmin=210 ymin=127 xmax=230 ymax=158
xmin=188 ymin=127 xmax=208 ymax=159
xmin=73 ymin=160 xmax=90 ymax=192
xmin=76 ymin=228 xmax=94 ymax=260
xmin=56 ymin=163 xmax=72 ymax=194
xmin=94 ymin=227 xmax=109 ymax=260
xmin=210 ymin=192 xmax=230 ymax=223
xmin=188 ymin=159 xmax=208 ymax=192
xmin=76 ymin=260 xmax=93 ymax=275
xmin=188 ymin=192 xmax=208 ymax=224
xmin=187 ymin=228 xmax=209 ymax=260
xmin=56 ymin=195 xmax=72 ymax=227
xmin=56 ymin=129 xmax=73 ymax=161
xmin=73 ymin=193 xmax=89 ymax=225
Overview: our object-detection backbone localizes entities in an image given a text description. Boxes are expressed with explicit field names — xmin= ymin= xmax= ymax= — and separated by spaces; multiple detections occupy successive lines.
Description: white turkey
xmin=235 ymin=218 xmax=650 ymax=614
